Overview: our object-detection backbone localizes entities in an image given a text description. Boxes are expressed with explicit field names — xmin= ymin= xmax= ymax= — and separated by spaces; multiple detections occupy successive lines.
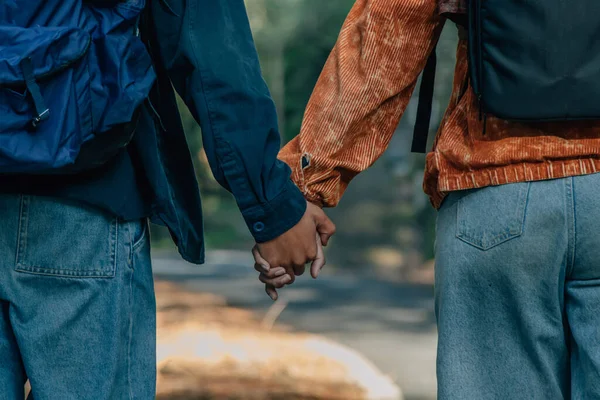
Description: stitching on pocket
xmin=15 ymin=195 xmax=30 ymax=267
xmin=456 ymin=183 xmax=530 ymax=250
xmin=14 ymin=267 xmax=115 ymax=278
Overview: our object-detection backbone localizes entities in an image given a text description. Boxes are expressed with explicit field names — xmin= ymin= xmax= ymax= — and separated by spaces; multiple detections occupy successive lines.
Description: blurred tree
xmin=282 ymin=0 xmax=356 ymax=141
xmin=153 ymin=1 xmax=460 ymax=279
xmin=246 ymin=0 xmax=302 ymax=137
xmin=154 ymin=0 xmax=358 ymax=251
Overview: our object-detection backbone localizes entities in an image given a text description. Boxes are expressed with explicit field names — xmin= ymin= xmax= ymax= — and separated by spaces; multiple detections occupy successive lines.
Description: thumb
xmin=310 ymin=233 xmax=326 ymax=279
xmin=315 ymin=213 xmax=336 ymax=246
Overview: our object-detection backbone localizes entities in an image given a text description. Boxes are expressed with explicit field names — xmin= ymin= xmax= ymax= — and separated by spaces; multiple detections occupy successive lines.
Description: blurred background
xmin=151 ymin=2 xmax=460 ymax=400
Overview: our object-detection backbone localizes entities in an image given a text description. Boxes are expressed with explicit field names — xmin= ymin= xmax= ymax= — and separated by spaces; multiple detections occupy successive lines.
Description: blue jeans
xmin=0 ymin=195 xmax=156 ymax=400
xmin=436 ymin=174 xmax=600 ymax=399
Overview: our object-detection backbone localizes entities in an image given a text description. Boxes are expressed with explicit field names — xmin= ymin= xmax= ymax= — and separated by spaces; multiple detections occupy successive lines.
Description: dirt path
xmin=153 ymin=250 xmax=438 ymax=400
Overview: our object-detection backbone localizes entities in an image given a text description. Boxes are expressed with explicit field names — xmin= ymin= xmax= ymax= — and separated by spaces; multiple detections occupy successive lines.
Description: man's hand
xmin=254 ymin=202 xmax=335 ymax=300
xmin=254 ymin=232 xmax=326 ymax=300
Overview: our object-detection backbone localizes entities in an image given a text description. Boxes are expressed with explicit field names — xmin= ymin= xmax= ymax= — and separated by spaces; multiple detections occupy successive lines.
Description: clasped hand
xmin=252 ymin=202 xmax=336 ymax=300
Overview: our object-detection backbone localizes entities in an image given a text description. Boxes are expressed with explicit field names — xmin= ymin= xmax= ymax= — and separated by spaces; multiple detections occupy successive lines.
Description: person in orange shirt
xmin=254 ymin=0 xmax=600 ymax=398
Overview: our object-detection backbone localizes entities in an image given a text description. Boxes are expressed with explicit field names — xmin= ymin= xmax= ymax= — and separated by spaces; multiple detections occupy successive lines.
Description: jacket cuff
xmin=241 ymin=180 xmax=307 ymax=243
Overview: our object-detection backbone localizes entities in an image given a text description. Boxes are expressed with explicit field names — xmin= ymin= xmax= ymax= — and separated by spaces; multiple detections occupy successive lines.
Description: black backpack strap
xmin=411 ymin=49 xmax=437 ymax=154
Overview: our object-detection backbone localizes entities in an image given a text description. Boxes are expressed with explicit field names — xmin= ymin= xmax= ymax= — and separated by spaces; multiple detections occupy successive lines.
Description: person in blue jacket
xmin=0 ymin=0 xmax=335 ymax=398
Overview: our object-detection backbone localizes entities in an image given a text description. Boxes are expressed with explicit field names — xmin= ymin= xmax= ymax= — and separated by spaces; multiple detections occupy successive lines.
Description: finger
xmin=260 ymin=273 xmax=292 ymax=288
xmin=255 ymin=266 xmax=287 ymax=279
xmin=315 ymin=214 xmax=336 ymax=246
xmin=293 ymin=263 xmax=306 ymax=277
xmin=254 ymin=262 xmax=270 ymax=274
xmin=319 ymin=232 xmax=331 ymax=247
xmin=282 ymin=266 xmax=296 ymax=284
xmin=252 ymin=245 xmax=270 ymax=272
xmin=266 ymin=284 xmax=278 ymax=301
xmin=300 ymin=235 xmax=319 ymax=267
xmin=310 ymin=233 xmax=326 ymax=279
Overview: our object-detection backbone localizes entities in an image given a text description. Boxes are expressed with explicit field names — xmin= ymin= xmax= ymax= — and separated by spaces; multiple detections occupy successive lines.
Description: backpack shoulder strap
xmin=410 ymin=17 xmax=468 ymax=154
xmin=411 ymin=48 xmax=437 ymax=154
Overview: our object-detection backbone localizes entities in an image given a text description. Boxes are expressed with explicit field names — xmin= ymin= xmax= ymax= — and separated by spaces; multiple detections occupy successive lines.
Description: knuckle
xmin=274 ymin=280 xmax=287 ymax=289
xmin=266 ymin=270 xmax=279 ymax=278
xmin=297 ymin=256 xmax=308 ymax=265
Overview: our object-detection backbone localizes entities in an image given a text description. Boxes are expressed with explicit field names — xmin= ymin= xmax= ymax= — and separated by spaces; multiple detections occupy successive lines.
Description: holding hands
xmin=252 ymin=202 xmax=335 ymax=300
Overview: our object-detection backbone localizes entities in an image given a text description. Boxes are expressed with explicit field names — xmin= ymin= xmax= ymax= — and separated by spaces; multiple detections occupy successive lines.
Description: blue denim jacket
xmin=136 ymin=0 xmax=307 ymax=263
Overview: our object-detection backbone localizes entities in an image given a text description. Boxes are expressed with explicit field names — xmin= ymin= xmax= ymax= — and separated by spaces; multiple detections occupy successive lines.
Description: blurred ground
xmin=153 ymin=250 xmax=438 ymax=400
xmin=155 ymin=281 xmax=401 ymax=400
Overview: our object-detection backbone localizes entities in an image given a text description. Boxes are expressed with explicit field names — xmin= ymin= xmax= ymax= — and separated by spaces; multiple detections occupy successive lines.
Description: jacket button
xmin=253 ymin=222 xmax=265 ymax=232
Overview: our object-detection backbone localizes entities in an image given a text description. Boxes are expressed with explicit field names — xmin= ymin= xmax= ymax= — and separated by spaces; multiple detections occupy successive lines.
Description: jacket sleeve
xmin=150 ymin=0 xmax=306 ymax=242
xmin=278 ymin=0 xmax=445 ymax=207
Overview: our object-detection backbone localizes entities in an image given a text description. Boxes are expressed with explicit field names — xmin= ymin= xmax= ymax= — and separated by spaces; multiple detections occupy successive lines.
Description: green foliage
xmin=282 ymin=0 xmax=356 ymax=141
xmin=155 ymin=1 xmax=458 ymax=274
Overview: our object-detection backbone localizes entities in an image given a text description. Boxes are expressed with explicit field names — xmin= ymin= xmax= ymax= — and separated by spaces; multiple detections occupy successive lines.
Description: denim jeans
xmin=435 ymin=174 xmax=600 ymax=399
xmin=0 ymin=194 xmax=156 ymax=400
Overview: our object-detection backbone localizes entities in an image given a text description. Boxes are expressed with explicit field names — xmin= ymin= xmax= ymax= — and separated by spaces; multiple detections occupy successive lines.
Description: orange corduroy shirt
xmin=278 ymin=0 xmax=600 ymax=209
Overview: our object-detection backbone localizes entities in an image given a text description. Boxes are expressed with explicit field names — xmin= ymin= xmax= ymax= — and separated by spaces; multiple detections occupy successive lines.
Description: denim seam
xmin=131 ymin=220 xmax=149 ymax=252
xmin=127 ymin=257 xmax=135 ymax=400
xmin=126 ymin=221 xmax=134 ymax=269
xmin=11 ymin=269 xmax=116 ymax=278
xmin=566 ymin=177 xmax=576 ymax=277
xmin=111 ymin=218 xmax=118 ymax=276
xmin=15 ymin=195 xmax=29 ymax=267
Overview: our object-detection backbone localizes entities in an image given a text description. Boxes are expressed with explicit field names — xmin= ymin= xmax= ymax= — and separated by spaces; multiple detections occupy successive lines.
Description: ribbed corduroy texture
xmin=279 ymin=0 xmax=600 ymax=209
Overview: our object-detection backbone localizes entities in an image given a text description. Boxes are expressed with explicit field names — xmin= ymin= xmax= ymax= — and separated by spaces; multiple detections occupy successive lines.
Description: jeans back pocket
xmin=15 ymin=196 xmax=117 ymax=278
xmin=456 ymin=182 xmax=530 ymax=250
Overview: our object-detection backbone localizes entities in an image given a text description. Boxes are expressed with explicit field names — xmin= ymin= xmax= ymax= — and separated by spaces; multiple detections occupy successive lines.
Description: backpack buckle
xmin=20 ymin=57 xmax=50 ymax=130
xmin=31 ymin=109 xmax=50 ymax=128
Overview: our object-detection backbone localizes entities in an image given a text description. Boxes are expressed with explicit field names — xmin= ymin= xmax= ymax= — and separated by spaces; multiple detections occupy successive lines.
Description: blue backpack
xmin=0 ymin=0 xmax=156 ymax=173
